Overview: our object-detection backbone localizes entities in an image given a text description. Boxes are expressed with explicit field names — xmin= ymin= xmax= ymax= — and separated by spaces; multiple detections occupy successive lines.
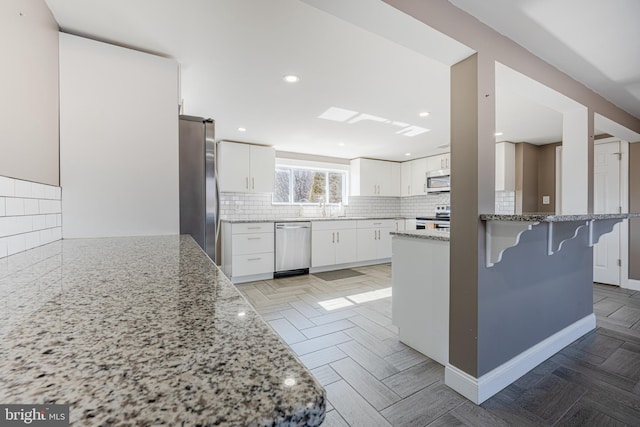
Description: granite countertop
xmin=390 ymin=229 xmax=450 ymax=241
xmin=222 ymin=216 xmax=407 ymax=223
xmin=0 ymin=236 xmax=325 ymax=426
xmin=480 ymin=212 xmax=640 ymax=222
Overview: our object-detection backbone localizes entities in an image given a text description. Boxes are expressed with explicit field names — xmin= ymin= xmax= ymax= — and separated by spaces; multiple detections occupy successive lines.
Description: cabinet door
xmin=335 ymin=228 xmax=357 ymax=264
xmin=218 ymin=142 xmax=250 ymax=192
xmin=311 ymin=230 xmax=335 ymax=267
xmin=356 ymin=228 xmax=378 ymax=262
xmin=250 ymin=145 xmax=275 ymax=193
xmin=441 ymin=153 xmax=450 ymax=170
xmin=359 ymin=159 xmax=380 ymax=196
xmin=426 ymin=154 xmax=442 ymax=172
xmin=411 ymin=158 xmax=427 ymax=195
xmin=393 ymin=219 xmax=405 ymax=232
xmin=401 ymin=162 xmax=412 ymax=196
xmin=377 ymin=161 xmax=393 ymax=196
xmin=388 ymin=162 xmax=401 ymax=197
xmin=378 ymin=227 xmax=393 ymax=259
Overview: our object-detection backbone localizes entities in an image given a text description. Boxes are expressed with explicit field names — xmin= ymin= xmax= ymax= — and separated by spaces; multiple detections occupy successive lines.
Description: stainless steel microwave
xmin=426 ymin=170 xmax=450 ymax=192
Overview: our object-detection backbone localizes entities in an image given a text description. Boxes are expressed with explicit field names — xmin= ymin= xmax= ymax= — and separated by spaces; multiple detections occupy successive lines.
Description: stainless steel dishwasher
xmin=274 ymin=222 xmax=311 ymax=278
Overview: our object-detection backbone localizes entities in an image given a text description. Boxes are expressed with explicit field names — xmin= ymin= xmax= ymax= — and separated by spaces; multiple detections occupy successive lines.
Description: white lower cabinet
xmin=311 ymin=221 xmax=357 ymax=268
xmin=222 ymin=222 xmax=274 ymax=283
xmin=356 ymin=219 xmax=395 ymax=261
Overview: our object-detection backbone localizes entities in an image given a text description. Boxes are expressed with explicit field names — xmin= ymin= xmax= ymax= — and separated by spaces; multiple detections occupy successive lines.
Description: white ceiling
xmin=44 ymin=0 xmax=639 ymax=162
xmin=450 ymin=0 xmax=640 ymax=120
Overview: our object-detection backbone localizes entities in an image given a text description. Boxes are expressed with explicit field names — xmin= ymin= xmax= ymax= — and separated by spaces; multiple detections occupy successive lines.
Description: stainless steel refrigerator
xmin=179 ymin=115 xmax=219 ymax=263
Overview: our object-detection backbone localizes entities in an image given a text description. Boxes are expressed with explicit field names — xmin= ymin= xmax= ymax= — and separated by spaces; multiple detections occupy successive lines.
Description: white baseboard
xmin=623 ymin=279 xmax=640 ymax=291
xmin=445 ymin=313 xmax=596 ymax=404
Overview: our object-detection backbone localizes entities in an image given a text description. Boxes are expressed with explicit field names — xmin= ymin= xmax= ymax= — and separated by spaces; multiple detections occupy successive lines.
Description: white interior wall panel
xmin=59 ymin=33 xmax=179 ymax=238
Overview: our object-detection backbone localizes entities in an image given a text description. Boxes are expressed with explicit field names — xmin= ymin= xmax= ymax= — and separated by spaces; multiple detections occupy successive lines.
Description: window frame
xmin=272 ymin=160 xmax=349 ymax=206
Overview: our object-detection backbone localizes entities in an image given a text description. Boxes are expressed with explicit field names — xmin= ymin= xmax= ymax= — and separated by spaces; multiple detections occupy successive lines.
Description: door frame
xmin=595 ymin=137 xmax=633 ymax=289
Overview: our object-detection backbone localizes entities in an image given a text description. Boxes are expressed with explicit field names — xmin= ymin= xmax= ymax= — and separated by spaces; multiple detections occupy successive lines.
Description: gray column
xmin=449 ymin=53 xmax=495 ymax=377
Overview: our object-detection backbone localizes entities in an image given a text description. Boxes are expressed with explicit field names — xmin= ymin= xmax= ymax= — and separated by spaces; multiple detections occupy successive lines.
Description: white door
xmin=593 ymin=141 xmax=622 ymax=285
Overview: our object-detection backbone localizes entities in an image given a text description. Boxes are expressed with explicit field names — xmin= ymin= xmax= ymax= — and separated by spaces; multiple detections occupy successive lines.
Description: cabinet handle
xmin=247 ymin=237 xmax=261 ymax=240
xmin=377 ymin=230 xmax=380 ymax=239
xmin=337 ymin=232 xmax=340 ymax=243
xmin=396 ymin=223 xmax=398 ymax=231
xmin=252 ymin=177 xmax=255 ymax=190
xmin=246 ymin=177 xmax=249 ymax=189
xmin=247 ymin=257 xmax=261 ymax=261
xmin=332 ymin=232 xmax=335 ymax=243
xmin=373 ymin=222 xmax=382 ymax=225
xmin=248 ymin=227 xmax=261 ymax=230
xmin=407 ymin=185 xmax=410 ymax=195
xmin=424 ymin=183 xmax=426 ymax=192
xmin=373 ymin=229 xmax=377 ymax=240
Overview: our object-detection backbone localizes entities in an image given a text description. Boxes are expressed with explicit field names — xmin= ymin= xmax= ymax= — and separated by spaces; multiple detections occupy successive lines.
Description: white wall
xmin=0 ymin=0 xmax=59 ymax=185
xmin=59 ymin=34 xmax=179 ymax=238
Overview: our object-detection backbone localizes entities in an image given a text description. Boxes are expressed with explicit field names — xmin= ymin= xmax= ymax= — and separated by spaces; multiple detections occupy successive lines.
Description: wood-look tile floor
xmin=236 ymin=265 xmax=640 ymax=426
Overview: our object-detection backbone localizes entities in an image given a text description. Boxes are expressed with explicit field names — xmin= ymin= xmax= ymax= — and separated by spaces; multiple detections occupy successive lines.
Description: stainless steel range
xmin=416 ymin=205 xmax=450 ymax=230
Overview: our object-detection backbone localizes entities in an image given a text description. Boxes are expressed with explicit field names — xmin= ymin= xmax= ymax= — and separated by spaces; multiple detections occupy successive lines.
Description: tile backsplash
xmin=0 ymin=176 xmax=62 ymax=259
xmin=495 ymin=191 xmax=516 ymax=215
xmin=219 ymin=192 xmax=450 ymax=220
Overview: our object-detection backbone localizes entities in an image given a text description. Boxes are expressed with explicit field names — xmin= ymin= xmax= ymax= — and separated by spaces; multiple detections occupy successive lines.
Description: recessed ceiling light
xmin=404 ymin=153 xmax=411 ymax=156
xmin=494 ymin=132 xmax=503 ymax=136
xmin=238 ymin=127 xmax=246 ymax=132
xmin=419 ymin=112 xmax=430 ymax=117
xmin=338 ymin=142 xmax=345 ymax=146
xmin=283 ymin=74 xmax=300 ymax=83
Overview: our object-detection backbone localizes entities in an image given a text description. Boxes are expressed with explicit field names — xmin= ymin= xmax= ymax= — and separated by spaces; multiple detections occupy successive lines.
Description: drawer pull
xmin=247 ymin=257 xmax=262 ymax=261
xmin=373 ymin=222 xmax=382 ymax=225
xmin=247 ymin=237 xmax=261 ymax=240
xmin=248 ymin=227 xmax=261 ymax=230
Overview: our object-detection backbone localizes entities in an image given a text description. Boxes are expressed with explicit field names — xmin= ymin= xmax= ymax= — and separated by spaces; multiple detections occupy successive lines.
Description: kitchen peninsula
xmin=391 ymin=212 xmax=640 ymax=404
xmin=391 ymin=229 xmax=450 ymax=365
xmin=0 ymin=236 xmax=325 ymax=426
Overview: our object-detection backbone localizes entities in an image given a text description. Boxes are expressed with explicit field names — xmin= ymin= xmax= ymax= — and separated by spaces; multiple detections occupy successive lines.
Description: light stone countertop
xmin=480 ymin=213 xmax=640 ymax=222
xmin=390 ymin=229 xmax=451 ymax=241
xmin=0 ymin=235 xmax=325 ymax=426
xmin=222 ymin=216 xmax=407 ymax=223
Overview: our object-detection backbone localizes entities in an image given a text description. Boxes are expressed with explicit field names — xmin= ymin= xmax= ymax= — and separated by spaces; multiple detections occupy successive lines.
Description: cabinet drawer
xmin=232 ymin=253 xmax=274 ymax=276
xmin=356 ymin=219 xmax=395 ymax=229
xmin=312 ymin=220 xmax=355 ymax=231
xmin=232 ymin=233 xmax=274 ymax=255
xmin=232 ymin=222 xmax=274 ymax=234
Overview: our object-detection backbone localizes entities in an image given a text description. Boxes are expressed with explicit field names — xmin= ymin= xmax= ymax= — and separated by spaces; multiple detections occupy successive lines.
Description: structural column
xmin=561 ymin=107 xmax=593 ymax=214
xmin=448 ymin=53 xmax=496 ymax=379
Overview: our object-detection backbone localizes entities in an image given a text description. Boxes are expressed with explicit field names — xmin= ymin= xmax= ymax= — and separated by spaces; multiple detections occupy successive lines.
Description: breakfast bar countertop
xmin=390 ymin=229 xmax=450 ymax=241
xmin=0 ymin=236 xmax=325 ymax=426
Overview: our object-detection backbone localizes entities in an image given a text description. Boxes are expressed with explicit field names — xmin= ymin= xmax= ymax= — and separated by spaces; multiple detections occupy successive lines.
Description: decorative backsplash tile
xmin=0 ymin=176 xmax=62 ymax=259
xmin=219 ymin=191 xmax=451 ymax=220
xmin=495 ymin=191 xmax=516 ymax=214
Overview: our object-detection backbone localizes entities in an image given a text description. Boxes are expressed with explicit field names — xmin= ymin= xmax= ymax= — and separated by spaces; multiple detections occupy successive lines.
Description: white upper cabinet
xmin=401 ymin=162 xmax=412 ymax=196
xmin=218 ymin=141 xmax=275 ymax=193
xmin=410 ymin=158 xmax=428 ymax=196
xmin=426 ymin=153 xmax=450 ymax=172
xmin=350 ymin=158 xmax=400 ymax=197
xmin=495 ymin=142 xmax=515 ymax=191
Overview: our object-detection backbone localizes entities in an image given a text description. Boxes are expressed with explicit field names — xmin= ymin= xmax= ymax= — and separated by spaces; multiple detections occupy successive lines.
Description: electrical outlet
xmin=542 ymin=196 xmax=550 ymax=205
